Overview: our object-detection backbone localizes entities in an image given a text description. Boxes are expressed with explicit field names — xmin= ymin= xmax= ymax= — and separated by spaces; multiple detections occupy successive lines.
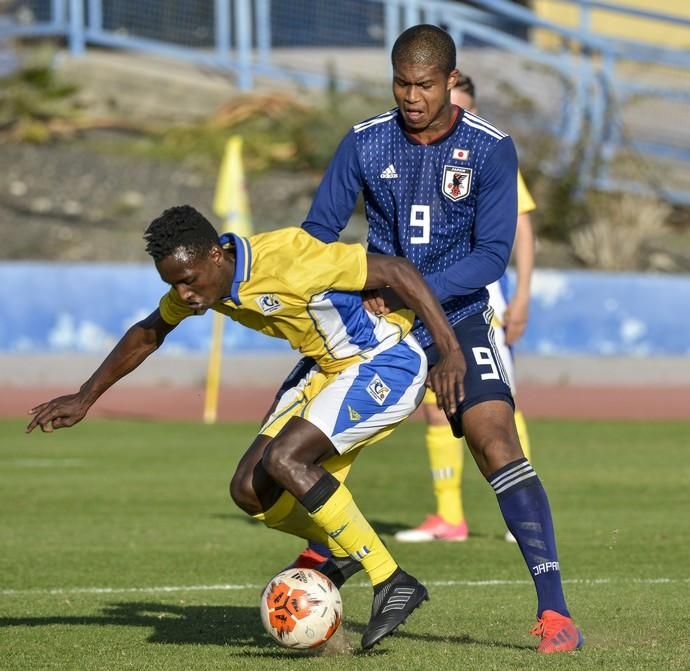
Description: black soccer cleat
xmin=361 ymin=569 xmax=429 ymax=650
xmin=315 ymin=554 xmax=364 ymax=589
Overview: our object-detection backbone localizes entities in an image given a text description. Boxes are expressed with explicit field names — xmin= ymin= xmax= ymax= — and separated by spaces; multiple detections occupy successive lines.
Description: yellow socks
xmin=309 ymin=483 xmax=397 ymax=586
xmin=427 ymin=423 xmax=464 ymax=525
xmin=253 ymin=450 xmax=362 ymax=561
xmin=254 ymin=490 xmax=331 ymax=545
xmin=514 ymin=409 xmax=531 ymax=462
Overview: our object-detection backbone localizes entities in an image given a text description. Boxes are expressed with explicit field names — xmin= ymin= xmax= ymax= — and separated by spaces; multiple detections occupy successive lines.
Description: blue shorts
xmin=423 ymin=307 xmax=514 ymax=437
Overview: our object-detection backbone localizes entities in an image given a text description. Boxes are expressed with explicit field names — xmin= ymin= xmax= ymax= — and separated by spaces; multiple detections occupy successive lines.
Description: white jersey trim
xmin=353 ymin=109 xmax=397 ymax=134
xmin=463 ymin=117 xmax=505 ymax=141
xmin=463 ymin=111 xmax=507 ymax=138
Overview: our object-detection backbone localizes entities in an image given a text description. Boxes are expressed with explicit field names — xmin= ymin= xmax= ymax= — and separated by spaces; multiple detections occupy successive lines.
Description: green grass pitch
xmin=2 ymin=418 xmax=689 ymax=670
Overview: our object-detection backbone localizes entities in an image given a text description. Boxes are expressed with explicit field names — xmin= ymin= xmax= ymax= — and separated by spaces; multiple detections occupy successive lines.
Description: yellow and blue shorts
xmin=261 ymin=335 xmax=426 ymax=455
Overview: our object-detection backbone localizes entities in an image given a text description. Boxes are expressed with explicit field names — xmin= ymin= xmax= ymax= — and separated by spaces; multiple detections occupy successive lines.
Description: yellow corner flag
xmin=213 ymin=135 xmax=253 ymax=237
xmin=204 ymin=135 xmax=253 ymax=424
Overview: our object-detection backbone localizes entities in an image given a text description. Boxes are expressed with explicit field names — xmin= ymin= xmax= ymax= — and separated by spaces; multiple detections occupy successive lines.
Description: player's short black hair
xmin=454 ymin=72 xmax=476 ymax=100
xmin=144 ymin=205 xmax=219 ymax=262
xmin=391 ymin=24 xmax=456 ymax=76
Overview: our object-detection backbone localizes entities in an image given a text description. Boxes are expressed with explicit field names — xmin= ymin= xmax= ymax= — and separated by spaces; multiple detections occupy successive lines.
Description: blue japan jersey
xmin=303 ymin=107 xmax=518 ymax=348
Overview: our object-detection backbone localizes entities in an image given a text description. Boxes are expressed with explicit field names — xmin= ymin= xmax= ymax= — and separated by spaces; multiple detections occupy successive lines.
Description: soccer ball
xmin=260 ymin=568 xmax=343 ymax=649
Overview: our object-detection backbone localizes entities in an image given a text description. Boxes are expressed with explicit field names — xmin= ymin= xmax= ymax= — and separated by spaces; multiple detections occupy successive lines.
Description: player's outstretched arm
xmin=504 ymin=211 xmax=535 ymax=345
xmin=26 ymin=309 xmax=176 ymax=434
xmin=364 ymin=254 xmax=465 ymax=416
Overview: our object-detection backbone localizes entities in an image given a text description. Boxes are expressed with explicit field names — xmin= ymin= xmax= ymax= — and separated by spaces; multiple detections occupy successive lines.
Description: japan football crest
xmin=442 ymin=165 xmax=472 ymax=201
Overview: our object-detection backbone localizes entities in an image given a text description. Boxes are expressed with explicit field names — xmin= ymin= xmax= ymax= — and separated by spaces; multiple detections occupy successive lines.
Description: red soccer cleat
xmin=530 ymin=610 xmax=584 ymax=653
xmin=285 ymin=546 xmax=330 ymax=571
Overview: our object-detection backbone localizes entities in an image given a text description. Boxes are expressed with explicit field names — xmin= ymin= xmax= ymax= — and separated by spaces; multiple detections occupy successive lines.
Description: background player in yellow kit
xmin=395 ymin=73 xmax=536 ymax=543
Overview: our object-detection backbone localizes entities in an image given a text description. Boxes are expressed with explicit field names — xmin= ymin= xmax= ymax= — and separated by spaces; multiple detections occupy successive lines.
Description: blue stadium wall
xmin=3 ymin=262 xmax=690 ymax=356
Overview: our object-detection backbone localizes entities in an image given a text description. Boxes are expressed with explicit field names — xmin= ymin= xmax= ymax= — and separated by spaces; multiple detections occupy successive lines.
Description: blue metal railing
xmin=445 ymin=0 xmax=690 ymax=204
xmin=1 ymin=0 xmax=688 ymax=204
xmin=573 ymin=0 xmax=690 ymax=30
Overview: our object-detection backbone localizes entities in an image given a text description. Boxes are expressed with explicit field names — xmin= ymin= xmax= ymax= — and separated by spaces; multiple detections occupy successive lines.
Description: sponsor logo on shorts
xmin=366 ymin=374 xmax=391 ymax=405
xmin=255 ymin=293 xmax=282 ymax=315
xmin=532 ymin=561 xmax=560 ymax=576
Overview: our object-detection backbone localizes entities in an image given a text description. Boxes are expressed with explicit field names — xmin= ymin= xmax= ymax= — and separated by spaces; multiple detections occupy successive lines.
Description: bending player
xmin=26 ymin=205 xmax=465 ymax=650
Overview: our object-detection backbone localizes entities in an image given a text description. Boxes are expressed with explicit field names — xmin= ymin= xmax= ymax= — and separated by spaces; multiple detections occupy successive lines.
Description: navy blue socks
xmin=489 ymin=458 xmax=569 ymax=617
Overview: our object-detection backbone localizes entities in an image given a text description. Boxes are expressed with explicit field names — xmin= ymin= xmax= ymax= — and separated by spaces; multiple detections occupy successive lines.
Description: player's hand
xmin=427 ymin=348 xmax=466 ymax=416
xmin=361 ymin=288 xmax=404 ymax=316
xmin=26 ymin=393 xmax=90 ymax=433
xmin=361 ymin=289 xmax=388 ymax=316
xmin=504 ymin=296 xmax=529 ymax=346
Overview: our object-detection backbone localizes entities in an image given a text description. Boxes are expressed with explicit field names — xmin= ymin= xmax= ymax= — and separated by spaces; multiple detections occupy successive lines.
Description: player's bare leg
xmin=230 ymin=434 xmax=282 ymax=514
xmin=461 ymin=400 xmax=523 ymax=477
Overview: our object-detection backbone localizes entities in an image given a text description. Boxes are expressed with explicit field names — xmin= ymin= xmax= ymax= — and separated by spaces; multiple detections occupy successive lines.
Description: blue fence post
xmin=384 ymin=0 xmax=400 ymax=62
xmin=451 ymin=28 xmax=464 ymax=52
xmin=214 ymin=0 xmax=230 ymax=64
xmin=579 ymin=0 xmax=592 ymax=36
xmin=87 ymin=0 xmax=102 ymax=34
xmin=403 ymin=0 xmax=421 ymax=29
xmin=52 ymin=0 xmax=66 ymax=28
xmin=255 ymin=0 xmax=271 ymax=67
xmin=425 ymin=5 xmax=439 ymax=27
xmin=235 ymin=0 xmax=253 ymax=90
xmin=68 ymin=0 xmax=85 ymax=56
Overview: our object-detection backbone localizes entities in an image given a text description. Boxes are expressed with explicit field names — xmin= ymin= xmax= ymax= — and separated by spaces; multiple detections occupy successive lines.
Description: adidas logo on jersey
xmin=348 ymin=405 xmax=361 ymax=421
xmin=380 ymin=164 xmax=399 ymax=179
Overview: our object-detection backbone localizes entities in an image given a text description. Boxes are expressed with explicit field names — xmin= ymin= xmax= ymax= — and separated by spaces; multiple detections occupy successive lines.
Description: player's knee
xmin=465 ymin=424 xmax=522 ymax=475
xmin=261 ymin=442 xmax=287 ymax=482
xmin=229 ymin=467 xmax=256 ymax=514
xmin=471 ymin=431 xmax=522 ymax=474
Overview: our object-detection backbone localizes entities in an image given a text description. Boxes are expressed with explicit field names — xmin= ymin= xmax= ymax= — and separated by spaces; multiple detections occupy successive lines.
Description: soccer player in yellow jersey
xmin=395 ymin=73 xmax=536 ymax=544
xmin=26 ymin=204 xmax=466 ymax=650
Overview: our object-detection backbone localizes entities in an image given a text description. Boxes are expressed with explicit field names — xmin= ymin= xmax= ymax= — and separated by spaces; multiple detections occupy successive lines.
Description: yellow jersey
xmin=517 ymin=169 xmax=536 ymax=215
xmin=159 ymin=227 xmax=414 ymax=373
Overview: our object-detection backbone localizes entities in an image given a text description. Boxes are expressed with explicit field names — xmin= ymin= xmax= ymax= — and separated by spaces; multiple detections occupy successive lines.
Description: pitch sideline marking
xmin=1 ymin=577 xmax=688 ymax=597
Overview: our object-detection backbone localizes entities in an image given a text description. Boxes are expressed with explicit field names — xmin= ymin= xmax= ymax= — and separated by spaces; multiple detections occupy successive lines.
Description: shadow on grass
xmin=0 ymin=602 xmax=300 ymax=655
xmin=0 ymin=600 xmax=531 ymax=654
xmin=345 ymin=619 xmax=533 ymax=652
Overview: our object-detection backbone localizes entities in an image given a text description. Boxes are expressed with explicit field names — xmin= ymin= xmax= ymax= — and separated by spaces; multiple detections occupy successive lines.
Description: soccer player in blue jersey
xmin=26 ymin=205 xmax=466 ymax=650
xmin=294 ymin=24 xmax=583 ymax=653
xmin=395 ymin=73 xmax=536 ymax=545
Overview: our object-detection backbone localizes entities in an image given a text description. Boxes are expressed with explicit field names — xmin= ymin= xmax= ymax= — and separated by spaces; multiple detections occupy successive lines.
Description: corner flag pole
xmin=203 ymin=135 xmax=253 ymax=424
